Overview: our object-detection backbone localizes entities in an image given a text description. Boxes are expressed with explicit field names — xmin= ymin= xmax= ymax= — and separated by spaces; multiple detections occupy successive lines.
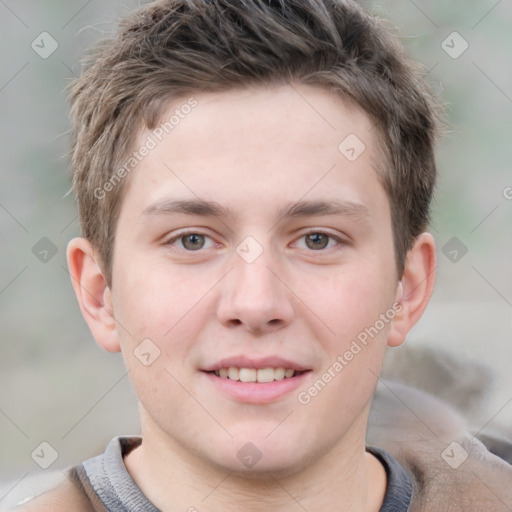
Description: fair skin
xmin=67 ymin=83 xmax=436 ymax=512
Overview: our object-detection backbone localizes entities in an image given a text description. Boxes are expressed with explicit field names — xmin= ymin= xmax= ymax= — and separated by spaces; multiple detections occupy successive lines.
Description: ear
xmin=66 ymin=237 xmax=121 ymax=353
xmin=387 ymin=232 xmax=436 ymax=348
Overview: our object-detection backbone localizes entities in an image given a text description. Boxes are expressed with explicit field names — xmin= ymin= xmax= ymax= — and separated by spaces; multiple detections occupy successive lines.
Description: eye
xmin=295 ymin=232 xmax=341 ymax=251
xmin=167 ymin=232 xmax=216 ymax=251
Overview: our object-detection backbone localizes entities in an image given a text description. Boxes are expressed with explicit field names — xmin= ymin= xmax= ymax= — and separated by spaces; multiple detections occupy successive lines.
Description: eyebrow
xmin=142 ymin=199 xmax=231 ymax=218
xmin=277 ymin=200 xmax=370 ymax=220
xmin=141 ymin=198 xmax=370 ymax=222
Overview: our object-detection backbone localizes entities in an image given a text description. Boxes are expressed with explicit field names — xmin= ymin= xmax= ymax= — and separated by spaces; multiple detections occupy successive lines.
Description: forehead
xmin=121 ymin=83 xmax=387 ymax=221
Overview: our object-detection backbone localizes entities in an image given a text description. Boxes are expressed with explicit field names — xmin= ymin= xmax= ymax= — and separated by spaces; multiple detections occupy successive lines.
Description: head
xmin=67 ymin=0 xmax=439 ymax=477
xmin=69 ymin=0 xmax=441 ymax=288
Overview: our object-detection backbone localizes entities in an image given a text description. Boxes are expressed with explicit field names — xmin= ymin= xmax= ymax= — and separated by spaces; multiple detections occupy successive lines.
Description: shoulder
xmin=5 ymin=467 xmax=99 ymax=512
xmin=5 ymin=437 xmax=141 ymax=512
xmin=368 ymin=381 xmax=512 ymax=510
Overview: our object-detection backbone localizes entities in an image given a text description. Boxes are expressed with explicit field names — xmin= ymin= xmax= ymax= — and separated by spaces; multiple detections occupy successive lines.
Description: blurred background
xmin=1 ymin=0 xmax=511 ymax=504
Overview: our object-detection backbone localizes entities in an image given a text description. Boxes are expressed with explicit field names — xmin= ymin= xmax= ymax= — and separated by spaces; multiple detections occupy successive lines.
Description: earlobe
xmin=387 ymin=232 xmax=436 ymax=348
xmin=66 ymin=237 xmax=121 ymax=353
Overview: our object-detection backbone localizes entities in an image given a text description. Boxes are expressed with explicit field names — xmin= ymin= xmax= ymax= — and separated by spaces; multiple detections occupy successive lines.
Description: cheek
xmin=294 ymin=262 xmax=395 ymax=344
xmin=113 ymin=258 xmax=210 ymax=341
xmin=112 ymin=269 xmax=218 ymax=398
xmin=295 ymin=272 xmax=393 ymax=417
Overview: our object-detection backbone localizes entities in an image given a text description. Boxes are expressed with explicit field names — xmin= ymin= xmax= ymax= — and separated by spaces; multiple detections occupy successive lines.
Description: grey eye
xmin=181 ymin=234 xmax=205 ymax=250
xmin=305 ymin=233 xmax=330 ymax=250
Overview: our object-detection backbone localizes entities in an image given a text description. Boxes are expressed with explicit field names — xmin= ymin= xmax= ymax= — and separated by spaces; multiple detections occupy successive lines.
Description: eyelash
xmin=165 ymin=230 xmax=345 ymax=252
xmin=165 ymin=231 xmax=217 ymax=251
xmin=292 ymin=231 xmax=343 ymax=251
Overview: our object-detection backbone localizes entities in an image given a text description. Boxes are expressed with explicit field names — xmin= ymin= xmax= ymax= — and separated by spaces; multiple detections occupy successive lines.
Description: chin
xmin=214 ymin=451 xmax=311 ymax=479
xmin=204 ymin=432 xmax=316 ymax=478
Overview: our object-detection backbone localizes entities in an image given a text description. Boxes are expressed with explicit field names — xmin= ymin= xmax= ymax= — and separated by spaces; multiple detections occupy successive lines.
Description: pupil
xmin=306 ymin=233 xmax=328 ymax=250
xmin=183 ymin=234 xmax=204 ymax=250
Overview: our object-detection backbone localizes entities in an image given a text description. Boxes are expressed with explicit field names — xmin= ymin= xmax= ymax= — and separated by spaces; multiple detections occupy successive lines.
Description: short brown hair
xmin=69 ymin=0 xmax=442 ymax=287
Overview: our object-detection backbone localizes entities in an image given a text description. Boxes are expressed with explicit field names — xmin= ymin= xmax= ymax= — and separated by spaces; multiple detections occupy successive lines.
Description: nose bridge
xmin=216 ymin=241 xmax=294 ymax=331
xmin=234 ymin=253 xmax=277 ymax=298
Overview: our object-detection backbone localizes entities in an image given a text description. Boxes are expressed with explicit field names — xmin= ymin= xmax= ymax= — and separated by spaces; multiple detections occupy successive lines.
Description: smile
xmin=212 ymin=367 xmax=302 ymax=383
xmin=203 ymin=368 xmax=311 ymax=403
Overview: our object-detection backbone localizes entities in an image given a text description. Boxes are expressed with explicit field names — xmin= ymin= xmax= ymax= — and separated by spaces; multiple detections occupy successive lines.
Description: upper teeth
xmin=215 ymin=367 xmax=295 ymax=382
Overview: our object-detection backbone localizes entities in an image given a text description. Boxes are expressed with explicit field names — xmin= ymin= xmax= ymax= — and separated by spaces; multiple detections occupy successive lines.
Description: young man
xmin=13 ymin=0 xmax=512 ymax=510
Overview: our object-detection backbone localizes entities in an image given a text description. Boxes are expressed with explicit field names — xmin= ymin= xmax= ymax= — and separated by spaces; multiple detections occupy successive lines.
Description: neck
xmin=125 ymin=414 xmax=386 ymax=512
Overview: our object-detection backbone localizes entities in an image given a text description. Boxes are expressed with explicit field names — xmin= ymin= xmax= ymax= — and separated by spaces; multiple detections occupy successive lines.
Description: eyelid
xmin=291 ymin=229 xmax=348 ymax=250
xmin=164 ymin=228 xmax=218 ymax=249
xmin=162 ymin=228 xmax=348 ymax=252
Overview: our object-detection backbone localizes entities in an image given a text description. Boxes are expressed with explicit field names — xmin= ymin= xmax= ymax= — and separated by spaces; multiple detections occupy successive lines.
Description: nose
xmin=215 ymin=249 xmax=295 ymax=334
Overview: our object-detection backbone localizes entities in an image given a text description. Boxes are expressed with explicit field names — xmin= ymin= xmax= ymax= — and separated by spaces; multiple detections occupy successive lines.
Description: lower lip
xmin=202 ymin=371 xmax=310 ymax=404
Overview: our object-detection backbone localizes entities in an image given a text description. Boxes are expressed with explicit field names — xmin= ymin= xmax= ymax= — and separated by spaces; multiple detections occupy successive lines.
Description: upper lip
xmin=201 ymin=356 xmax=310 ymax=372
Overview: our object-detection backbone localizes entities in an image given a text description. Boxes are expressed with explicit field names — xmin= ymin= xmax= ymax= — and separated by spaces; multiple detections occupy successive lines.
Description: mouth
xmin=200 ymin=357 xmax=312 ymax=403
xmin=205 ymin=367 xmax=308 ymax=383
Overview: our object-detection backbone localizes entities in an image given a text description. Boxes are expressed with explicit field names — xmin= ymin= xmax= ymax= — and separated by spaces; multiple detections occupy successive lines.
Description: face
xmin=107 ymin=84 xmax=402 ymax=475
